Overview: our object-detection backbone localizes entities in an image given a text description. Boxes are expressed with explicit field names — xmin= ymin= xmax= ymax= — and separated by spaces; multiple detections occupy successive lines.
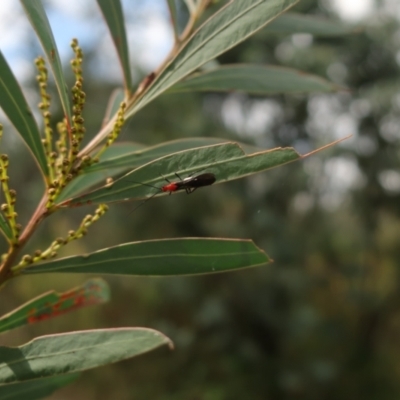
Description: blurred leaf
xmin=21 ymin=238 xmax=269 ymax=275
xmin=96 ymin=0 xmax=132 ymax=93
xmin=126 ymin=0 xmax=299 ymax=118
xmin=0 ymin=328 xmax=172 ymax=384
xmin=265 ymin=12 xmax=359 ymax=36
xmin=63 ymin=143 xmax=300 ymax=205
xmin=0 ymin=279 xmax=110 ymax=334
xmin=102 ymin=88 xmax=125 ymax=128
xmin=174 ymin=0 xmax=190 ymax=35
xmin=21 ymin=0 xmax=72 ymax=126
xmin=170 ymin=64 xmax=342 ymax=94
xmin=183 ymin=0 xmax=196 ymax=14
xmin=0 ymin=212 xmax=12 ymax=241
xmin=0 ymin=373 xmax=79 ymax=400
xmin=361 ymin=78 xmax=400 ymax=110
xmin=167 ymin=0 xmax=179 ymax=38
xmin=0 ymin=51 xmax=48 ymax=176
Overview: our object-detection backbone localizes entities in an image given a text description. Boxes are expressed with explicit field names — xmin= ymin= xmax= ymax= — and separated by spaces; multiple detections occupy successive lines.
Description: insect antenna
xmin=123 ymin=178 xmax=161 ymax=216
xmin=127 ymin=190 xmax=160 ymax=216
xmin=123 ymin=178 xmax=159 ymax=190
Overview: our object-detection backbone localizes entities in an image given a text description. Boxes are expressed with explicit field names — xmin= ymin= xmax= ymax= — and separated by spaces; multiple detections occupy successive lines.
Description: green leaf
xmin=0 ymin=328 xmax=171 ymax=384
xmin=20 ymin=0 xmax=72 ymax=125
xmin=167 ymin=0 xmax=179 ymax=38
xmin=56 ymin=167 xmax=126 ymax=203
xmin=126 ymin=0 xmax=299 ymax=118
xmin=96 ymin=0 xmax=132 ymax=93
xmin=170 ymin=64 xmax=341 ymax=94
xmin=21 ymin=238 xmax=269 ymax=275
xmin=63 ymin=143 xmax=300 ymax=205
xmin=85 ymin=137 xmax=238 ymax=173
xmin=0 ymin=279 xmax=110 ymax=334
xmin=264 ymin=12 xmax=359 ymax=36
xmin=0 ymin=212 xmax=12 ymax=241
xmin=57 ymin=138 xmax=259 ymax=202
xmin=0 ymin=374 xmax=79 ymax=400
xmin=174 ymin=0 xmax=190 ymax=36
xmin=0 ymin=51 xmax=48 ymax=176
xmin=56 ymin=142 xmax=147 ymax=202
xmin=102 ymin=88 xmax=125 ymax=128
xmin=183 ymin=0 xmax=196 ymax=15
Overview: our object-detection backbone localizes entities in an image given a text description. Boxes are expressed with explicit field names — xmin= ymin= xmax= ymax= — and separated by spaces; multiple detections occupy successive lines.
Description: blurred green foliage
xmin=1 ymin=0 xmax=400 ymax=399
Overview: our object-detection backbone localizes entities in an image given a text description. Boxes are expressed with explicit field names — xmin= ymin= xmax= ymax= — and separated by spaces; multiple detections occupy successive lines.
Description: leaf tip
xmin=301 ymin=135 xmax=352 ymax=158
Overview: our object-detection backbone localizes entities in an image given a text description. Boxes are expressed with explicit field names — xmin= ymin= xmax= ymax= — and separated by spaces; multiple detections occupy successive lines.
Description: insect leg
xmin=175 ymin=172 xmax=183 ymax=181
xmin=161 ymin=173 xmax=171 ymax=183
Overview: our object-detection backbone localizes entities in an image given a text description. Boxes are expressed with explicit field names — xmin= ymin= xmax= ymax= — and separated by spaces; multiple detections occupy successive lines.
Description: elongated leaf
xmin=0 ymin=279 xmax=110 ymax=334
xmin=183 ymin=0 xmax=196 ymax=14
xmin=0 ymin=374 xmax=79 ymax=400
xmin=57 ymin=142 xmax=147 ymax=202
xmin=264 ymin=12 xmax=358 ymax=36
xmin=126 ymin=0 xmax=299 ymax=118
xmin=20 ymin=238 xmax=269 ymax=276
xmin=57 ymin=138 xmax=259 ymax=202
xmin=0 ymin=51 xmax=48 ymax=176
xmin=97 ymin=0 xmax=132 ymax=93
xmin=20 ymin=0 xmax=72 ymax=125
xmin=85 ymin=137 xmax=237 ymax=173
xmin=56 ymin=167 xmax=126 ymax=203
xmin=171 ymin=64 xmax=341 ymax=94
xmin=174 ymin=0 xmax=190 ymax=36
xmin=0 ymin=212 xmax=12 ymax=241
xmin=166 ymin=0 xmax=179 ymax=38
xmin=102 ymin=88 xmax=125 ymax=128
xmin=63 ymin=143 xmax=300 ymax=205
xmin=71 ymin=135 xmax=350 ymax=207
xmin=0 ymin=328 xmax=171 ymax=384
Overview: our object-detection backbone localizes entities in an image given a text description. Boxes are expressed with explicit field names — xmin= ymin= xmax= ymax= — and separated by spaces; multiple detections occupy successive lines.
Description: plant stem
xmin=0 ymin=194 xmax=48 ymax=285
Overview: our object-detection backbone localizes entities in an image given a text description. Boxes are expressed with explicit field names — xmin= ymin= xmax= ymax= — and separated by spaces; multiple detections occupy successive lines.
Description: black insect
xmin=128 ymin=172 xmax=216 ymax=214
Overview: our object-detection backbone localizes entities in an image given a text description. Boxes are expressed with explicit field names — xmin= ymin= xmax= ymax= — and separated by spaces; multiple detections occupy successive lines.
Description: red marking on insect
xmin=161 ymin=172 xmax=216 ymax=194
xmin=129 ymin=172 xmax=216 ymax=214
